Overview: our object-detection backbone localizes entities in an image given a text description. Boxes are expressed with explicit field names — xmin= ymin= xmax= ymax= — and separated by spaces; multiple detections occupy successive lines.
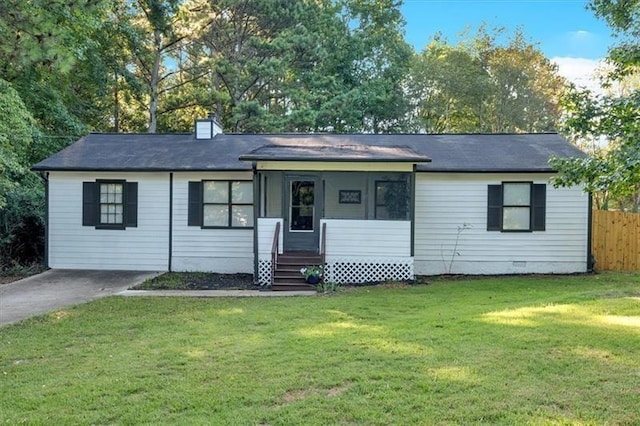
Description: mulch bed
xmin=181 ymin=273 xmax=260 ymax=290
xmin=135 ymin=272 xmax=261 ymax=290
xmin=134 ymin=272 xmax=425 ymax=291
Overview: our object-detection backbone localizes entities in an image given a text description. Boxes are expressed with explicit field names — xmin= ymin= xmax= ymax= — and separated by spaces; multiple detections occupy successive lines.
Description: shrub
xmin=0 ymin=175 xmax=45 ymax=269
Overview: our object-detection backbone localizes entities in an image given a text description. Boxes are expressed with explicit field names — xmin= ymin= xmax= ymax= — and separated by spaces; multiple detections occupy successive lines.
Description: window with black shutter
xmin=188 ymin=180 xmax=253 ymax=228
xmin=487 ymin=182 xmax=546 ymax=232
xmin=82 ymin=180 xmax=138 ymax=229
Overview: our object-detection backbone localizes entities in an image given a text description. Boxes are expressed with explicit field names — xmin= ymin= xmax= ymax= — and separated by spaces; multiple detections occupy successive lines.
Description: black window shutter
xmin=125 ymin=182 xmax=138 ymax=227
xmin=487 ymin=184 xmax=502 ymax=231
xmin=532 ymin=184 xmax=546 ymax=231
xmin=188 ymin=181 xmax=202 ymax=226
xmin=82 ymin=182 xmax=97 ymax=226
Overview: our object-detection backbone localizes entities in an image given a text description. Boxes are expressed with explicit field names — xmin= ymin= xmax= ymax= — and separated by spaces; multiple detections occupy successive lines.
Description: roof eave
xmin=32 ymin=166 xmax=253 ymax=172
xmin=238 ymin=155 xmax=431 ymax=163
xmin=416 ymin=168 xmax=558 ymax=173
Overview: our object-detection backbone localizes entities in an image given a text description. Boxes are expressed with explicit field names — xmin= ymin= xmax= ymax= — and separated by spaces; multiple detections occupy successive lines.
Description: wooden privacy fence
xmin=591 ymin=210 xmax=640 ymax=271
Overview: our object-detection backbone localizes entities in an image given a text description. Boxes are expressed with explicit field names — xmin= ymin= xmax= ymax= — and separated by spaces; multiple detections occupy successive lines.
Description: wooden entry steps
xmin=272 ymin=251 xmax=322 ymax=291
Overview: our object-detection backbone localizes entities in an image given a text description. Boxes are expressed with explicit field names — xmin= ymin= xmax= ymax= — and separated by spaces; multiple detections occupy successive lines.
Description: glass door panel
xmin=290 ymin=180 xmax=314 ymax=231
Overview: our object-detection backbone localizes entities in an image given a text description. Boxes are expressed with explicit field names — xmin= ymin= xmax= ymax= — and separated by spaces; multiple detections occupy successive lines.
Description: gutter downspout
xmin=587 ymin=192 xmax=594 ymax=272
xmin=252 ymin=163 xmax=260 ymax=284
xmin=410 ymin=165 xmax=416 ymax=258
xmin=39 ymin=171 xmax=49 ymax=269
xmin=169 ymin=172 xmax=173 ymax=271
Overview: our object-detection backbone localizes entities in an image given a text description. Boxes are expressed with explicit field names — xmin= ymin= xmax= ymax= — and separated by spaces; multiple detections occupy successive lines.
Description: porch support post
xmin=252 ymin=163 xmax=260 ymax=283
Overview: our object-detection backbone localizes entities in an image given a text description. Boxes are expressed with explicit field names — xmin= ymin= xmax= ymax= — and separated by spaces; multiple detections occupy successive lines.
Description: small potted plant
xmin=300 ymin=265 xmax=324 ymax=284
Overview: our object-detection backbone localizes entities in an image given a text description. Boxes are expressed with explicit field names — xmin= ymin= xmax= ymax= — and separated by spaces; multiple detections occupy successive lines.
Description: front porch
xmin=241 ymin=143 xmax=429 ymax=289
xmin=257 ymin=218 xmax=414 ymax=289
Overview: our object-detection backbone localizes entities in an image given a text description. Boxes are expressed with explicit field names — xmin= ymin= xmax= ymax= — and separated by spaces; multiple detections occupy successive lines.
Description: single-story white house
xmin=33 ymin=116 xmax=591 ymax=290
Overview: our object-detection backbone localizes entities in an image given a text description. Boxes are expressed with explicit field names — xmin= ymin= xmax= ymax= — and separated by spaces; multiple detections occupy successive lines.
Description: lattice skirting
xmin=325 ymin=257 xmax=413 ymax=284
xmin=258 ymin=256 xmax=413 ymax=286
xmin=258 ymin=258 xmax=272 ymax=286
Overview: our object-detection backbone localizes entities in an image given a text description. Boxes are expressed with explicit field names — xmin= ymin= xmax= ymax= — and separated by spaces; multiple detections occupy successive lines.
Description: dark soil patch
xmin=0 ymin=264 xmax=47 ymax=285
xmin=133 ymin=272 xmax=260 ymax=290
xmin=0 ymin=275 xmax=22 ymax=285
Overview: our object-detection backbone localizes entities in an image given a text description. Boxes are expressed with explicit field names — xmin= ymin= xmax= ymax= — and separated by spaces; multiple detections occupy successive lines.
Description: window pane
xmin=98 ymin=182 xmax=124 ymax=225
xmin=232 ymin=205 xmax=253 ymax=227
xmin=375 ymin=181 xmax=408 ymax=219
xmin=203 ymin=181 xmax=228 ymax=203
xmin=232 ymin=181 xmax=253 ymax=203
xmin=503 ymin=207 xmax=530 ymax=230
xmin=504 ymin=183 xmax=530 ymax=206
xmin=203 ymin=205 xmax=228 ymax=227
xmin=375 ymin=206 xmax=390 ymax=220
xmin=375 ymin=184 xmax=387 ymax=206
xmin=291 ymin=206 xmax=313 ymax=231
xmin=291 ymin=181 xmax=314 ymax=206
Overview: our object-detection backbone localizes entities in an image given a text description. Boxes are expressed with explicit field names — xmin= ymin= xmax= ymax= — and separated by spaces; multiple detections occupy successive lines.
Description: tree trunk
xmin=113 ymin=71 xmax=120 ymax=133
xmin=148 ymin=29 xmax=163 ymax=133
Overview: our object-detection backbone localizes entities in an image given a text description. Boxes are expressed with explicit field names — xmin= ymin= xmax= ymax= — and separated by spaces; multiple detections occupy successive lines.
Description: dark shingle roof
xmin=32 ymin=132 xmax=586 ymax=173
xmin=240 ymin=143 xmax=430 ymax=162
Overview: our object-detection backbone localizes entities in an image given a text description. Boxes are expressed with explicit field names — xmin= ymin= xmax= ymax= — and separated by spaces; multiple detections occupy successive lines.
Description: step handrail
xmin=270 ymin=221 xmax=281 ymax=287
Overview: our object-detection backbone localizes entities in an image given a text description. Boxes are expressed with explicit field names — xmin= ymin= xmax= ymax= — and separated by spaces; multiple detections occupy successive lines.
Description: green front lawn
xmin=1 ymin=273 xmax=639 ymax=424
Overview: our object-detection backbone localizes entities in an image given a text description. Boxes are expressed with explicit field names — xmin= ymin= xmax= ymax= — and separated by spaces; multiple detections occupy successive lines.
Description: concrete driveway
xmin=0 ymin=269 xmax=159 ymax=326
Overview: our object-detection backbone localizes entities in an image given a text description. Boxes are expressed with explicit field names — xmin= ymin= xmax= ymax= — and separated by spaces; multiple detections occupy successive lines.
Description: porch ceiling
xmin=239 ymin=144 xmax=431 ymax=163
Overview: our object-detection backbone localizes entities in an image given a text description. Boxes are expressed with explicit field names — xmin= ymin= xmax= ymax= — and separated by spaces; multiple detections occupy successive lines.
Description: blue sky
xmin=400 ymin=0 xmax=615 ymax=89
xmin=401 ymin=0 xmax=613 ymax=59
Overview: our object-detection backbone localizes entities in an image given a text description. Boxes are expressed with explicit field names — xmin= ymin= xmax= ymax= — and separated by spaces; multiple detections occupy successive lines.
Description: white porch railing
xmin=257 ymin=218 xmax=283 ymax=286
xmin=257 ymin=218 xmax=413 ymax=285
xmin=321 ymin=219 xmax=413 ymax=284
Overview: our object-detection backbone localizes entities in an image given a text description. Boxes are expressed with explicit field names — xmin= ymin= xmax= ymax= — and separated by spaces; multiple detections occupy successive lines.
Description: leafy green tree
xmin=408 ymin=37 xmax=489 ymax=132
xmin=0 ymin=0 xmax=117 ymax=137
xmin=111 ymin=0 xmax=188 ymax=132
xmin=175 ymin=0 xmax=411 ymax=133
xmin=552 ymin=1 xmax=640 ymax=211
xmin=480 ymin=30 xmax=566 ymax=132
xmin=178 ymin=0 xmax=339 ymax=132
xmin=335 ymin=0 xmax=413 ymax=133
xmin=0 ymin=0 xmax=109 ymax=77
xmin=409 ymin=27 xmax=566 ymax=133
xmin=589 ymin=0 xmax=640 ymax=78
xmin=0 ymin=79 xmax=44 ymax=267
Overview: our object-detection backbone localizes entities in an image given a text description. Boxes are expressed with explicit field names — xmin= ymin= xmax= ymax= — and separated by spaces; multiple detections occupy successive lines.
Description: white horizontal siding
xmin=257 ymin=218 xmax=284 ymax=258
xmin=322 ymin=219 xmax=411 ymax=258
xmin=171 ymin=172 xmax=253 ymax=273
xmin=413 ymin=173 xmax=589 ymax=275
xmin=48 ymin=172 xmax=169 ymax=271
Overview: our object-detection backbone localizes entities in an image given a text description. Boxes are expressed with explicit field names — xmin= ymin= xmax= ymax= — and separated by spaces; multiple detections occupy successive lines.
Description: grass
xmin=1 ymin=273 xmax=639 ymax=424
